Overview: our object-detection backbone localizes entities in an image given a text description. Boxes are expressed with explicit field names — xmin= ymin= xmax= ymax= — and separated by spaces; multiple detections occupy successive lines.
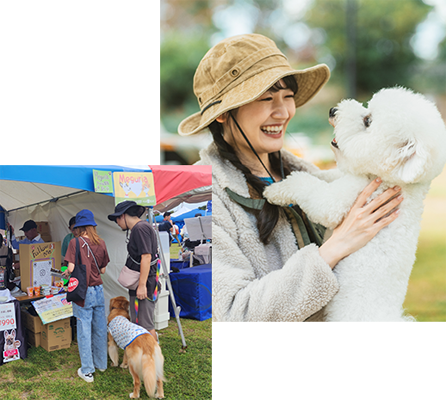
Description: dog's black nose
xmin=329 ymin=107 xmax=337 ymax=118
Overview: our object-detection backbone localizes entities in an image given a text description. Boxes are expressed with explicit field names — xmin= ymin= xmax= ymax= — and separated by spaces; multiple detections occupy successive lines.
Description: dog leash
xmin=134 ymin=260 xmax=160 ymax=324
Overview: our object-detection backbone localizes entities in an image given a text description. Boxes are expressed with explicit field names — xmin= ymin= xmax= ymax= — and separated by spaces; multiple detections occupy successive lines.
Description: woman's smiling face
xmin=219 ymin=79 xmax=296 ymax=161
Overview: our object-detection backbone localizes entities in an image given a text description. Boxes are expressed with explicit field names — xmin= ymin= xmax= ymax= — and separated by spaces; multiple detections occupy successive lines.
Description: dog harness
xmin=108 ymin=315 xmax=150 ymax=349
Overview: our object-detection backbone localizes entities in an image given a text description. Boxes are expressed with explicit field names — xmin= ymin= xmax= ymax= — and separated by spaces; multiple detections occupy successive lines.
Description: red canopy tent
xmin=150 ymin=165 xmax=212 ymax=212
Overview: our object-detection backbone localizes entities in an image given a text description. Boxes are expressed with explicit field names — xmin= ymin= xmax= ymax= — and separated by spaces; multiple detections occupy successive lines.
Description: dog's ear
xmin=395 ymin=139 xmax=428 ymax=183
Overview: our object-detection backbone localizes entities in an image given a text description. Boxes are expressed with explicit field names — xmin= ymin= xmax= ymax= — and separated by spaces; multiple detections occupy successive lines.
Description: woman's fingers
xmin=366 ymin=185 xmax=402 ymax=213
xmin=374 ymin=193 xmax=403 ymax=216
xmin=353 ymin=178 xmax=383 ymax=208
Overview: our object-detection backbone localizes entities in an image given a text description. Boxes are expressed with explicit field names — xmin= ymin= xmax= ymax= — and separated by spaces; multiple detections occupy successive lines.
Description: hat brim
xmin=178 ymin=63 xmax=330 ymax=136
xmin=73 ymin=221 xmax=97 ymax=228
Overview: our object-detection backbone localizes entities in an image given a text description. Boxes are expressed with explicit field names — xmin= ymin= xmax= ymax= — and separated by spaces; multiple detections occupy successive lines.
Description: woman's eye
xmin=260 ymin=97 xmax=273 ymax=101
xmin=363 ymin=116 xmax=372 ymax=127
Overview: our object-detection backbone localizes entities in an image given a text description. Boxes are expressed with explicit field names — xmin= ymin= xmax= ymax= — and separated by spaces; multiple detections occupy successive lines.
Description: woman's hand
xmin=319 ymin=178 xmax=403 ymax=269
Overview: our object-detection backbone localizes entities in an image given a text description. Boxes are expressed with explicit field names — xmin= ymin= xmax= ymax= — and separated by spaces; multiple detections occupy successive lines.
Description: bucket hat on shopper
xmin=107 ymin=201 xmax=145 ymax=222
xmin=73 ymin=209 xmax=97 ymax=228
xmin=178 ymin=33 xmax=330 ymax=136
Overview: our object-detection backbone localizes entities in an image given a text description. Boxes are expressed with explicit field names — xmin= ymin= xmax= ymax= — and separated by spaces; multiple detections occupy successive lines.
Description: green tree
xmin=305 ymin=0 xmax=432 ymax=97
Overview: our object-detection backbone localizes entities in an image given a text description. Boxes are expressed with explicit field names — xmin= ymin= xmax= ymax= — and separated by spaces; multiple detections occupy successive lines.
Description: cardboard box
xmin=19 ymin=242 xmax=61 ymax=292
xmin=40 ymin=318 xmax=71 ymax=352
xmin=36 ymin=221 xmax=50 ymax=235
xmin=21 ymin=309 xmax=43 ymax=333
xmin=40 ymin=234 xmax=52 ymax=242
xmin=26 ymin=329 xmax=41 ymax=347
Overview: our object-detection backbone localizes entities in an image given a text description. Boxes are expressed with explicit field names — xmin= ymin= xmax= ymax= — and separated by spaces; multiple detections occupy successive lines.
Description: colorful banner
xmin=113 ymin=172 xmax=156 ymax=206
xmin=93 ymin=170 xmax=113 ymax=193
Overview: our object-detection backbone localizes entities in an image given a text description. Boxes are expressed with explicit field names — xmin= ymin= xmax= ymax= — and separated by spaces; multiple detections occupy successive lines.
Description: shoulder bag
xmin=118 ymin=254 xmax=159 ymax=292
xmin=66 ymin=237 xmax=87 ymax=303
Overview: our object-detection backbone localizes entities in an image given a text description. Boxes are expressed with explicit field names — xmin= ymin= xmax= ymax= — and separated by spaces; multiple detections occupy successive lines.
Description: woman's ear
xmin=215 ymin=113 xmax=228 ymax=123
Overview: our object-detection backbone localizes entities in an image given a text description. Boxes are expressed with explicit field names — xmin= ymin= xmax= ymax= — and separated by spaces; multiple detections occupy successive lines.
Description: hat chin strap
xmin=229 ymin=112 xmax=284 ymax=182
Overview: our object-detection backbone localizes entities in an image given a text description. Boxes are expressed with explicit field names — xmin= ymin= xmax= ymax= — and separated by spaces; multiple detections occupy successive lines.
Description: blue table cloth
xmin=168 ymin=264 xmax=212 ymax=321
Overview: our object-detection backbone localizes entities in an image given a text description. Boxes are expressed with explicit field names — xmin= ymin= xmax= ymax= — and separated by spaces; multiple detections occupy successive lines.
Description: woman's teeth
xmin=261 ymin=125 xmax=283 ymax=134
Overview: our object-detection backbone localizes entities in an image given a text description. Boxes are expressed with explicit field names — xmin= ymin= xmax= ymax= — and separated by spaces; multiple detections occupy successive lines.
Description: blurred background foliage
xmin=161 ymin=0 xmax=446 ymax=159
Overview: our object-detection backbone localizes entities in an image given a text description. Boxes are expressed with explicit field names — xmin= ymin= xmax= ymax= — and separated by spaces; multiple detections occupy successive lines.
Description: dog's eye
xmin=363 ymin=116 xmax=372 ymax=128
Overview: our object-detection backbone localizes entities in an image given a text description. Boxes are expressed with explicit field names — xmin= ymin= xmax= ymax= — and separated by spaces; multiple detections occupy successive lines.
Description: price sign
xmin=0 ymin=303 xmax=16 ymax=331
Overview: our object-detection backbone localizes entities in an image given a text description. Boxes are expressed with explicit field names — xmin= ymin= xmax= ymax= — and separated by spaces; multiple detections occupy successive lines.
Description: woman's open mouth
xmin=261 ymin=125 xmax=283 ymax=137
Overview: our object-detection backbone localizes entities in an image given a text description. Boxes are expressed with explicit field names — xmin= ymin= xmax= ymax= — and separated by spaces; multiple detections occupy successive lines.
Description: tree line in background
xmin=161 ymin=0 xmax=445 ymax=136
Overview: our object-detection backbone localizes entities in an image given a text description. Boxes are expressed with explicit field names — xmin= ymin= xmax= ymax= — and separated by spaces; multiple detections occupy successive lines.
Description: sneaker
xmin=98 ymin=369 xmax=106 ymax=372
xmin=78 ymin=368 xmax=94 ymax=383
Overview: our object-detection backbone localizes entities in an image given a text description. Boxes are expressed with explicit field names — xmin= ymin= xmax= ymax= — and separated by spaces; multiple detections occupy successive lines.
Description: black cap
xmin=20 ymin=220 xmax=37 ymax=232
xmin=107 ymin=201 xmax=145 ymax=222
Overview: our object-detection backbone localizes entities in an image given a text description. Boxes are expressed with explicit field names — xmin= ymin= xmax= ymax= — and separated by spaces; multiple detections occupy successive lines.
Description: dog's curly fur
xmin=264 ymin=87 xmax=446 ymax=321
xmin=108 ymin=296 xmax=165 ymax=398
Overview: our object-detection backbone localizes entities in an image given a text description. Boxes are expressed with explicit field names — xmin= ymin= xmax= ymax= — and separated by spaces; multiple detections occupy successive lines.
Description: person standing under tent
xmin=63 ymin=209 xmax=109 ymax=383
xmin=61 ymin=216 xmax=77 ymax=258
xmin=108 ymin=201 xmax=159 ymax=340
xmin=8 ymin=220 xmax=44 ymax=250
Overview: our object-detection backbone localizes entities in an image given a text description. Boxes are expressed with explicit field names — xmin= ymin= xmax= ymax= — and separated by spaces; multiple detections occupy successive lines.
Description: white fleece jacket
xmin=199 ymin=142 xmax=339 ymax=322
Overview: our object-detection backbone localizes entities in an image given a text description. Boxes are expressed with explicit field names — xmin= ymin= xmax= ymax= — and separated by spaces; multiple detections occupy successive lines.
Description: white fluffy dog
xmin=264 ymin=87 xmax=446 ymax=321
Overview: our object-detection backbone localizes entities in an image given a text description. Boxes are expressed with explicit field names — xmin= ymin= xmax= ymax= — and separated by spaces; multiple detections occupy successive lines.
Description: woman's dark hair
xmin=68 ymin=216 xmax=76 ymax=228
xmin=209 ymin=75 xmax=298 ymax=244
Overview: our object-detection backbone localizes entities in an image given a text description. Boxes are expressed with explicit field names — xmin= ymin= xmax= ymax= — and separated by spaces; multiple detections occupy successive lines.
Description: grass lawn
xmin=0 ymin=316 xmax=212 ymax=399
xmin=403 ymin=166 xmax=446 ymax=321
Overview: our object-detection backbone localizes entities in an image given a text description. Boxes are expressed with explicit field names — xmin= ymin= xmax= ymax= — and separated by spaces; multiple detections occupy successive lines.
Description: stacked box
xmin=40 ymin=318 xmax=71 ymax=352
xmin=36 ymin=221 xmax=52 ymax=242
xmin=21 ymin=309 xmax=43 ymax=347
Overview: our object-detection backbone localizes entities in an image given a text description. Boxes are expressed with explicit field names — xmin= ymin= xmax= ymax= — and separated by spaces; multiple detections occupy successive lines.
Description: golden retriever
xmin=108 ymin=296 xmax=165 ymax=399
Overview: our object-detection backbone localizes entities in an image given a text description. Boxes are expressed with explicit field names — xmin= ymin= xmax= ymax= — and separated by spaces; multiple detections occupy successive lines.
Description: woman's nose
xmin=272 ymin=100 xmax=290 ymax=119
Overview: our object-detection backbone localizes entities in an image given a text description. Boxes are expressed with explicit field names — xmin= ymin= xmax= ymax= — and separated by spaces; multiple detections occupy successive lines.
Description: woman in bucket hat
xmin=179 ymin=33 xmax=402 ymax=322
xmin=108 ymin=201 xmax=159 ymax=341
xmin=63 ymin=209 xmax=110 ymax=382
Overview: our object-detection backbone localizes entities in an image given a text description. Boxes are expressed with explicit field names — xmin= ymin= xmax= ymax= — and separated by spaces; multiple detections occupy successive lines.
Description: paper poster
xmin=93 ymin=170 xmax=113 ymax=193
xmin=32 ymin=260 xmax=52 ymax=287
xmin=0 ymin=303 xmax=16 ymax=331
xmin=113 ymin=172 xmax=156 ymax=207
xmin=32 ymin=293 xmax=73 ymax=324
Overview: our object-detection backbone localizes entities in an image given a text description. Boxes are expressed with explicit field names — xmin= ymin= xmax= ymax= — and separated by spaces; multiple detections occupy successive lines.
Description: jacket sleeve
xmin=212 ymin=194 xmax=340 ymax=322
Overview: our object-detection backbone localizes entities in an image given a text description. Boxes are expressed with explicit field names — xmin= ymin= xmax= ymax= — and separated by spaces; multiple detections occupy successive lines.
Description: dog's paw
xmin=129 ymin=393 xmax=139 ymax=399
xmin=262 ymin=180 xmax=295 ymax=206
xmin=120 ymin=362 xmax=128 ymax=369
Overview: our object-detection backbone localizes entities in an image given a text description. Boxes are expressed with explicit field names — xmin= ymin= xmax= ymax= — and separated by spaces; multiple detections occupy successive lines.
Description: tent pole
xmin=147 ymin=207 xmax=187 ymax=350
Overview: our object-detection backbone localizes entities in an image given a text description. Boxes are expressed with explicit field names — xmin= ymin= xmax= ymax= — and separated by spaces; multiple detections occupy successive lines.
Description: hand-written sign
xmin=0 ymin=303 xmax=16 ymax=331
xmin=113 ymin=172 xmax=156 ymax=207
xmin=93 ymin=170 xmax=113 ymax=193
xmin=30 ymin=242 xmax=56 ymax=260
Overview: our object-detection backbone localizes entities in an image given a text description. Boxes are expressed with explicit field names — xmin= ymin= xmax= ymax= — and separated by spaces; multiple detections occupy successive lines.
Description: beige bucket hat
xmin=178 ymin=33 xmax=330 ymax=136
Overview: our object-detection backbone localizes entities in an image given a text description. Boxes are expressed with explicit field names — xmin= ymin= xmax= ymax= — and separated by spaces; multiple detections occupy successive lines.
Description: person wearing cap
xmin=108 ymin=201 xmax=159 ymax=340
xmin=178 ymin=33 xmax=403 ymax=322
xmin=63 ymin=209 xmax=110 ymax=383
xmin=8 ymin=220 xmax=45 ymax=250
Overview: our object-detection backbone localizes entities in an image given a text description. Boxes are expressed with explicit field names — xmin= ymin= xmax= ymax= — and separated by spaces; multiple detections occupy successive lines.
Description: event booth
xmin=0 ymin=7 xmax=212 ymax=360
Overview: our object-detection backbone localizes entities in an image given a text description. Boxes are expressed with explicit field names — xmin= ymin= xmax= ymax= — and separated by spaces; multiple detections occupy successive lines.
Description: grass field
xmin=403 ymin=166 xmax=446 ymax=321
xmin=0 ymin=316 xmax=212 ymax=399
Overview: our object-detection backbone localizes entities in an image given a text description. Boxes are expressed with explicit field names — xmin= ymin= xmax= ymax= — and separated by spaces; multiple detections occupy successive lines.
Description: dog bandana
xmin=108 ymin=315 xmax=150 ymax=349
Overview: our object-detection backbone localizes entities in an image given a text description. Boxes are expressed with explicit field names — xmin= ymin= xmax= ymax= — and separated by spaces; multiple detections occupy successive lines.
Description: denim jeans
xmin=72 ymin=285 xmax=108 ymax=374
